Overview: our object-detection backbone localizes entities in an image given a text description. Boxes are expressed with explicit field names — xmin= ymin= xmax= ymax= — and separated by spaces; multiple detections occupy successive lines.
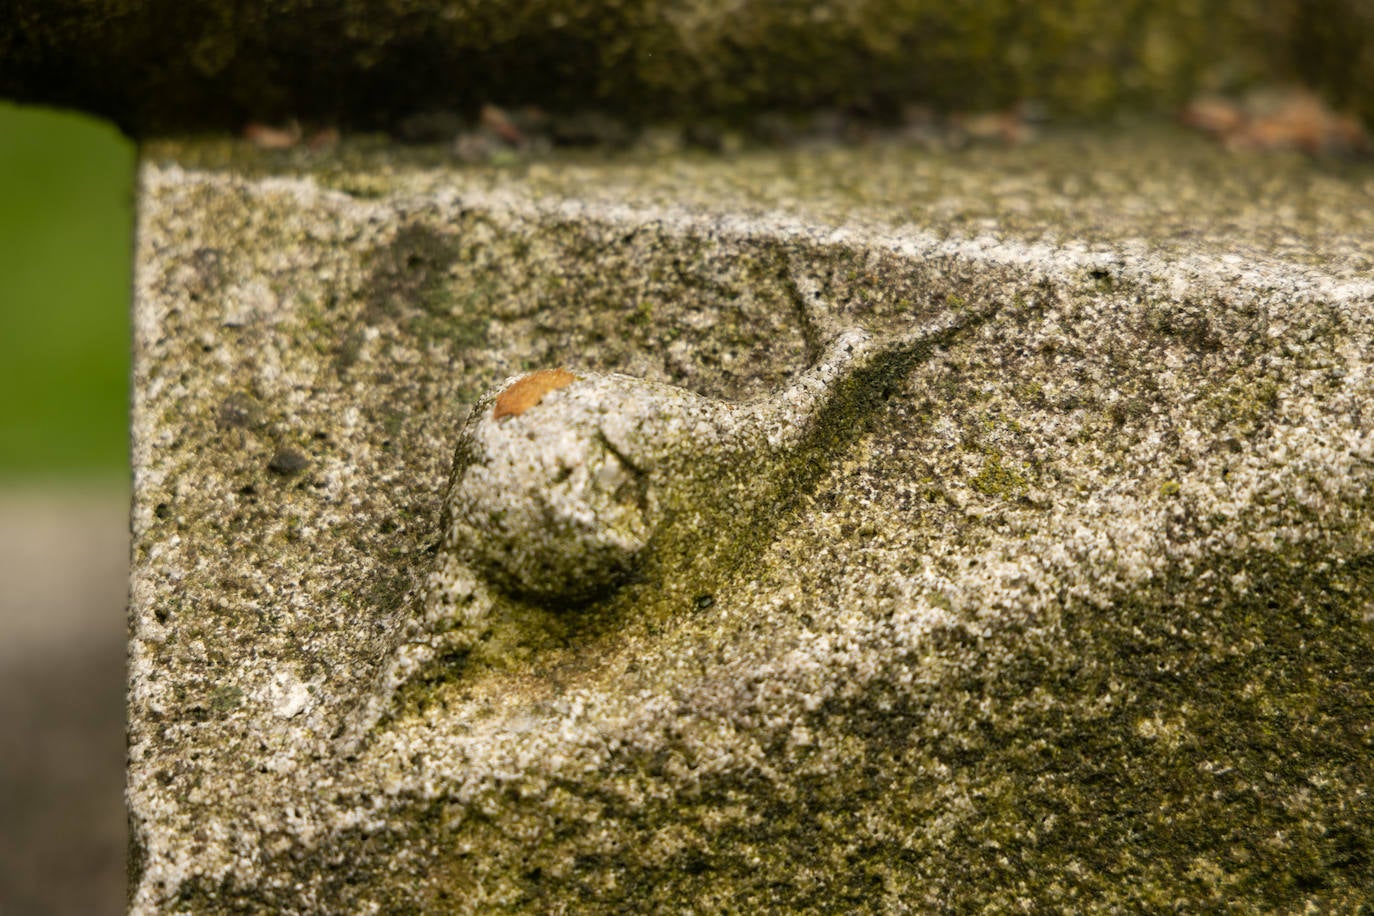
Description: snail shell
xmin=444 ymin=328 xmax=874 ymax=604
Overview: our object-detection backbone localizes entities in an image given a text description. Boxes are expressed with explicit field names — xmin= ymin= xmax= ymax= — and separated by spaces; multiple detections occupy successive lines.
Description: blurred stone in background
xmin=2 ymin=0 xmax=1372 ymax=137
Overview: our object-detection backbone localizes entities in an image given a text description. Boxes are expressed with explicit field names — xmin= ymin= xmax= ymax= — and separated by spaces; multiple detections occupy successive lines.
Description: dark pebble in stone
xmin=218 ymin=393 xmax=264 ymax=430
xmin=267 ymin=448 xmax=309 ymax=475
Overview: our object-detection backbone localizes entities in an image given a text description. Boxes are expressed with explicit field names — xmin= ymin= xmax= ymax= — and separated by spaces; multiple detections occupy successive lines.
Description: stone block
xmin=129 ymin=130 xmax=1374 ymax=911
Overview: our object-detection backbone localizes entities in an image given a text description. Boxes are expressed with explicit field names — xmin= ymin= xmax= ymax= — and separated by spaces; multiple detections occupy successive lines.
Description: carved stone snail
xmin=340 ymin=327 xmax=885 ymax=750
xmin=442 ymin=324 xmax=914 ymax=605
xmin=338 ymin=305 xmax=991 ymax=751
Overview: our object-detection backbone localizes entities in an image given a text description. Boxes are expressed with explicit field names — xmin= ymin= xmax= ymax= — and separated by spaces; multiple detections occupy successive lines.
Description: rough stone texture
xmin=3 ymin=1 xmax=1367 ymax=135
xmin=129 ymin=129 xmax=1374 ymax=912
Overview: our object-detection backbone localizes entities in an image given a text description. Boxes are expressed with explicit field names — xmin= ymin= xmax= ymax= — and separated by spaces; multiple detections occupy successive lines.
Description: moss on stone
xmin=969 ymin=451 xmax=1029 ymax=499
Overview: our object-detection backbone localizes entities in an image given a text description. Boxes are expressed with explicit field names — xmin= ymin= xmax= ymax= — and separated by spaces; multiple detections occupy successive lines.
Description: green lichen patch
xmin=969 ymin=451 xmax=1028 ymax=499
xmin=288 ymin=548 xmax=1374 ymax=914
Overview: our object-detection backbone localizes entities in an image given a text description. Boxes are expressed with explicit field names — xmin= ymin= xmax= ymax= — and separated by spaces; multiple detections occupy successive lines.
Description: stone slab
xmin=129 ymin=129 xmax=1374 ymax=912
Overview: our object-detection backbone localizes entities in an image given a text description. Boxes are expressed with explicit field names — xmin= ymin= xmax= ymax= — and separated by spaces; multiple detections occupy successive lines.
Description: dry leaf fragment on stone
xmin=1181 ymin=89 xmax=1370 ymax=156
xmin=307 ymin=127 xmax=340 ymax=151
xmin=480 ymin=104 xmax=526 ymax=146
xmin=492 ymin=369 xmax=577 ymax=419
xmin=244 ymin=120 xmax=302 ymax=150
xmin=953 ymin=108 xmax=1032 ymax=146
xmin=1179 ymin=95 xmax=1246 ymax=136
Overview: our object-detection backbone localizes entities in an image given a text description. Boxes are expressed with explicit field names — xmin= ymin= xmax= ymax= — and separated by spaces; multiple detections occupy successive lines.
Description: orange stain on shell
xmin=493 ymin=368 xmax=577 ymax=419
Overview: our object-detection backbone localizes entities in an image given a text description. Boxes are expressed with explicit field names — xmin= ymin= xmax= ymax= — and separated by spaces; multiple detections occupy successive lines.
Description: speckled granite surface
xmin=129 ymin=130 xmax=1374 ymax=912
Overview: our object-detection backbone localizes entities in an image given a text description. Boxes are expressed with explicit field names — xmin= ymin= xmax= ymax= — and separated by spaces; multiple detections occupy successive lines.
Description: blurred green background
xmin=0 ymin=102 xmax=134 ymax=478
